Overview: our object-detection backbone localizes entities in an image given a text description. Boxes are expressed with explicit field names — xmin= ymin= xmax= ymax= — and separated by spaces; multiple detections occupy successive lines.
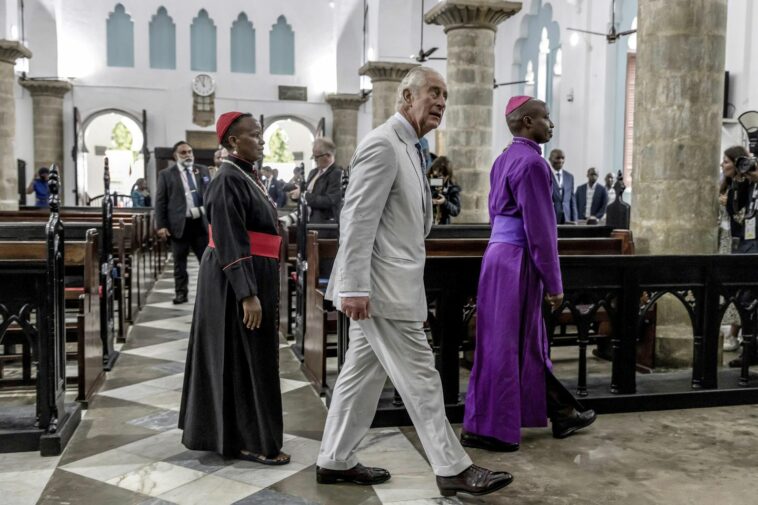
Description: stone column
xmin=0 ymin=40 xmax=32 ymax=210
xmin=631 ymin=0 xmax=726 ymax=254
xmin=19 ymin=78 xmax=73 ymax=171
xmin=359 ymin=61 xmax=419 ymax=128
xmin=630 ymin=0 xmax=727 ymax=367
xmin=325 ymin=93 xmax=367 ymax=167
xmin=426 ymin=0 xmax=521 ymax=223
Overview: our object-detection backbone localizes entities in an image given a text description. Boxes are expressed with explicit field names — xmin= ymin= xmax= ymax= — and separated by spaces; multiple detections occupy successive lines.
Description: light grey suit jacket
xmin=326 ymin=115 xmax=433 ymax=321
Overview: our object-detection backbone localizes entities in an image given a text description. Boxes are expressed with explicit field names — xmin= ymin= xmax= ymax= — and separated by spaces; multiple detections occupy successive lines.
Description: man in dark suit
xmin=575 ymin=167 xmax=609 ymax=222
xmin=289 ymin=137 xmax=343 ymax=223
xmin=261 ymin=166 xmax=284 ymax=207
xmin=155 ymin=141 xmax=211 ymax=304
xmin=549 ymin=149 xmax=577 ymax=224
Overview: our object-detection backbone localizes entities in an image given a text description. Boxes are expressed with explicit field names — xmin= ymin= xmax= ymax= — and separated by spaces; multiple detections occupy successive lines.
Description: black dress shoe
xmin=460 ymin=431 xmax=519 ymax=452
xmin=552 ymin=409 xmax=597 ymax=439
xmin=172 ymin=294 xmax=188 ymax=304
xmin=316 ymin=463 xmax=391 ymax=485
xmin=436 ymin=464 xmax=513 ymax=497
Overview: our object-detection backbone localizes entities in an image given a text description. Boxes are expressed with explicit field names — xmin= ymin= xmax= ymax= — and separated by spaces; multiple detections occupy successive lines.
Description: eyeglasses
xmin=311 ymin=153 xmax=329 ymax=160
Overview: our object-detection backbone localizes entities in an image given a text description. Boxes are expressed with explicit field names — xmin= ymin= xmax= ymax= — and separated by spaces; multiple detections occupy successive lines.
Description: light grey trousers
xmin=316 ymin=316 xmax=472 ymax=477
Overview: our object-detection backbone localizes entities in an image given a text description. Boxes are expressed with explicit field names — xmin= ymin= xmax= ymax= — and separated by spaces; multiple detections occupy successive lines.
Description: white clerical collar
xmin=394 ymin=112 xmax=419 ymax=142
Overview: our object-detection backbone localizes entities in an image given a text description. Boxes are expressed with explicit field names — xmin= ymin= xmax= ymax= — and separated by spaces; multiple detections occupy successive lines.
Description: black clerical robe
xmin=178 ymin=155 xmax=282 ymax=458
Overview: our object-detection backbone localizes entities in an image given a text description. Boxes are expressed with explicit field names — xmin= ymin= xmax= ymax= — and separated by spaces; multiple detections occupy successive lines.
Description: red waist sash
xmin=208 ymin=225 xmax=281 ymax=259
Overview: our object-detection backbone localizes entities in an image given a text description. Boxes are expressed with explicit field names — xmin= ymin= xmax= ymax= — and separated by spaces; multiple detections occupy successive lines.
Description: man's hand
xmin=545 ymin=293 xmax=564 ymax=311
xmin=157 ymin=227 xmax=171 ymax=240
xmin=341 ymin=296 xmax=370 ymax=321
xmin=241 ymin=295 xmax=262 ymax=330
xmin=433 ymin=195 xmax=447 ymax=206
xmin=745 ymin=170 xmax=758 ymax=184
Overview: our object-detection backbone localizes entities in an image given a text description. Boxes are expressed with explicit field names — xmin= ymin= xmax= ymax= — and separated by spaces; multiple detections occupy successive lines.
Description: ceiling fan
xmin=413 ymin=0 xmax=446 ymax=62
xmin=567 ymin=0 xmax=636 ymax=44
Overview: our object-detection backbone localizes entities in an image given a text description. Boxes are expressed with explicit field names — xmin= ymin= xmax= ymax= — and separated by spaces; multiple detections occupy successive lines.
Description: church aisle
xmin=1 ymin=260 xmax=757 ymax=504
xmin=21 ymin=261 xmax=457 ymax=505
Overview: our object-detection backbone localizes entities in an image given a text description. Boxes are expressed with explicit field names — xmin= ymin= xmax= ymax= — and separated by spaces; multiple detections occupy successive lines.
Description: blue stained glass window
xmin=231 ymin=13 xmax=256 ymax=73
xmin=191 ymin=9 xmax=217 ymax=72
xmin=149 ymin=7 xmax=176 ymax=69
xmin=107 ymin=4 xmax=134 ymax=67
xmin=270 ymin=15 xmax=294 ymax=75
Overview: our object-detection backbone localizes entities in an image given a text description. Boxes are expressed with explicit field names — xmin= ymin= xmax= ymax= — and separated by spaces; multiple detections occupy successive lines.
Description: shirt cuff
xmin=339 ymin=291 xmax=369 ymax=297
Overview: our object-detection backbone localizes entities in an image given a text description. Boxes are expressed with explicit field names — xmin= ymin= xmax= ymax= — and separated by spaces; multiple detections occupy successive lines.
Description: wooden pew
xmin=0 ymin=167 xmax=81 ymax=455
xmin=301 ymin=227 xmax=633 ymax=393
xmin=0 ymin=225 xmax=105 ymax=406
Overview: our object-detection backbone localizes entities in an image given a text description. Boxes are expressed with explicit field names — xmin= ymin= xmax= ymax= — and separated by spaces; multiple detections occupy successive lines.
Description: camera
xmin=736 ymin=155 xmax=757 ymax=175
xmin=429 ymin=177 xmax=444 ymax=199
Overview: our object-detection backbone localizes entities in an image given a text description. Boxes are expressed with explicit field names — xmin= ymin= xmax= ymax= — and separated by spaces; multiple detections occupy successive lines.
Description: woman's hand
xmin=241 ymin=296 xmax=262 ymax=330
xmin=719 ymin=193 xmax=728 ymax=206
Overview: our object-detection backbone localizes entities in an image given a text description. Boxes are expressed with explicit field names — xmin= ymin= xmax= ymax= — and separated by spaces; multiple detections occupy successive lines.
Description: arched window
xmin=537 ymin=28 xmax=550 ymax=102
xmin=270 ymin=15 xmax=294 ymax=75
xmin=149 ymin=7 xmax=176 ymax=69
xmin=107 ymin=4 xmax=134 ymax=67
xmin=191 ymin=9 xmax=217 ymax=72
xmin=231 ymin=12 xmax=255 ymax=73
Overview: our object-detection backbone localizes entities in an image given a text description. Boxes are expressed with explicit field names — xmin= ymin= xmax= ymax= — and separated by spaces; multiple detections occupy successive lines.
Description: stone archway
xmin=80 ymin=108 xmax=146 ymax=203
xmin=262 ymin=115 xmax=316 ymax=182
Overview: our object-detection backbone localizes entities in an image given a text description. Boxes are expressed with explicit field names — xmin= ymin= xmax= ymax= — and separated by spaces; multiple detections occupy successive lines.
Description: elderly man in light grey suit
xmin=315 ymin=67 xmax=513 ymax=498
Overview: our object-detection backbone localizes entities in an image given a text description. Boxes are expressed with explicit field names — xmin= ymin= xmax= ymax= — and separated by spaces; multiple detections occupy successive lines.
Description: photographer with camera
xmin=722 ymin=145 xmax=758 ymax=367
xmin=26 ymin=167 xmax=50 ymax=207
xmin=427 ymin=156 xmax=461 ymax=225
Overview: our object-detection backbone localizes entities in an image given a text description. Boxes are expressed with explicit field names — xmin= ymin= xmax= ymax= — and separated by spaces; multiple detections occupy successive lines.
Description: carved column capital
xmin=0 ymin=39 xmax=32 ymax=64
xmin=425 ymin=0 xmax=522 ymax=33
xmin=19 ymin=78 xmax=73 ymax=98
xmin=326 ymin=93 xmax=368 ymax=111
xmin=359 ymin=61 xmax=420 ymax=83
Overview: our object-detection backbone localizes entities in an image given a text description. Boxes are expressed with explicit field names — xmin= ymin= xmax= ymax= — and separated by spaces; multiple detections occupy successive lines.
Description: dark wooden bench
xmin=0 ymin=229 xmax=104 ymax=406
xmin=301 ymin=228 xmax=636 ymax=393
xmin=0 ymin=167 xmax=81 ymax=455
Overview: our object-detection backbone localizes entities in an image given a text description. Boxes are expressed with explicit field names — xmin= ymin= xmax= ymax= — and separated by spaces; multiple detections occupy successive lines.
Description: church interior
xmin=1 ymin=0 xmax=758 ymax=503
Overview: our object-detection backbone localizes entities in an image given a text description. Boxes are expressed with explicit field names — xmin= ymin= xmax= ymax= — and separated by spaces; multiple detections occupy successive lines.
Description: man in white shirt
xmin=155 ymin=141 xmax=211 ymax=304
xmin=576 ymin=167 xmax=609 ymax=223
xmin=549 ymin=149 xmax=577 ymax=224
xmin=317 ymin=66 xmax=513 ymax=498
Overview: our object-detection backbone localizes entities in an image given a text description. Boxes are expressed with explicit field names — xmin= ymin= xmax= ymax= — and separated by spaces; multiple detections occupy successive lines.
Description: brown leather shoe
xmin=316 ymin=463 xmax=391 ymax=485
xmin=436 ymin=464 xmax=513 ymax=497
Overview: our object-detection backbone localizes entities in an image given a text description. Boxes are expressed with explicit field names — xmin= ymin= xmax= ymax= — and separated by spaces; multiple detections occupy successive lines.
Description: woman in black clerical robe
xmin=178 ymin=112 xmax=290 ymax=465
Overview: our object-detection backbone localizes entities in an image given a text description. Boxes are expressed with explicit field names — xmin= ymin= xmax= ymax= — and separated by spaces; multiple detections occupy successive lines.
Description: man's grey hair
xmin=395 ymin=66 xmax=442 ymax=110
xmin=313 ymin=137 xmax=337 ymax=155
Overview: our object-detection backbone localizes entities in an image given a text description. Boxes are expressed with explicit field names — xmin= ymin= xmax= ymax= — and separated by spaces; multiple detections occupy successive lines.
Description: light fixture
xmin=570 ymin=32 xmax=579 ymax=47
xmin=329 ymin=0 xmax=335 ymax=7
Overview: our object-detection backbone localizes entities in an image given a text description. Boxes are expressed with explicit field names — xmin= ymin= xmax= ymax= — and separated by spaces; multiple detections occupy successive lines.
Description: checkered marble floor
xmin=7 ymin=259 xmax=758 ymax=505
xmin=2 ymin=259 xmax=460 ymax=505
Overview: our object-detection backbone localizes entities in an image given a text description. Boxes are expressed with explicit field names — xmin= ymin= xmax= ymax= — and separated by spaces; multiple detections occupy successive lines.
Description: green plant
xmin=264 ymin=127 xmax=294 ymax=163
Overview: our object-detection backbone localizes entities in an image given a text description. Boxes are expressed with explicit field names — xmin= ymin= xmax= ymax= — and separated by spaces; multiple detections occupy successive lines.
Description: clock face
xmin=192 ymin=73 xmax=215 ymax=97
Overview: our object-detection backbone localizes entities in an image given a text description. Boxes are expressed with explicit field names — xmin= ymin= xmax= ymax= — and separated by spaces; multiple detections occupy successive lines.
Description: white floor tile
xmin=156 ymin=474 xmax=261 ymax=505
xmin=106 ymin=461 xmax=205 ymax=497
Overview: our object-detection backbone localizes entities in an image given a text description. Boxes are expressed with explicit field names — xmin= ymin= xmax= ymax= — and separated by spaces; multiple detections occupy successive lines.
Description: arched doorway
xmin=262 ymin=116 xmax=316 ymax=182
xmin=80 ymin=109 xmax=146 ymax=204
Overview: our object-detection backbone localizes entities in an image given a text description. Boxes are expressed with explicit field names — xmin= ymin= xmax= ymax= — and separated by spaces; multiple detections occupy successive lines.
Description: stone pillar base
xmin=359 ymin=61 xmax=419 ymax=128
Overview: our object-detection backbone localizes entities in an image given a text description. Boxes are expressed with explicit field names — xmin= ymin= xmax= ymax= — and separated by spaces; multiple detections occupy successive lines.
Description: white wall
xmin=16 ymin=0 xmax=348 ymax=204
xmin=10 ymin=0 xmax=758 ymax=205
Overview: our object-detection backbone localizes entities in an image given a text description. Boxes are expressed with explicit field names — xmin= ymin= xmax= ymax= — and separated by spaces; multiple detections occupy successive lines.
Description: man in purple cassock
xmin=461 ymin=96 xmax=597 ymax=452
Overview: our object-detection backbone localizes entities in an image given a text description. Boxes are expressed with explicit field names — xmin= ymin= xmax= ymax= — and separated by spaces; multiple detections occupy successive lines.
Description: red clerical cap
xmin=505 ymin=95 xmax=533 ymax=116
xmin=216 ymin=111 xmax=244 ymax=144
